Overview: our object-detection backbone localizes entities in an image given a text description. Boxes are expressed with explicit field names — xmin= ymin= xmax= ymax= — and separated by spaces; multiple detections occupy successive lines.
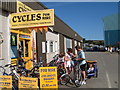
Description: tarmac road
xmin=59 ymin=52 xmax=118 ymax=88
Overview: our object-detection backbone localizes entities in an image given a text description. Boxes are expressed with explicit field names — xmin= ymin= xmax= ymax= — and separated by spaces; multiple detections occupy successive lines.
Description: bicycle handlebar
xmin=4 ymin=64 xmax=17 ymax=68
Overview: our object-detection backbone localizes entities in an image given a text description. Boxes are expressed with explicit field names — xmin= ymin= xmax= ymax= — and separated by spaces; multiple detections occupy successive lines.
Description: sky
xmin=41 ymin=2 xmax=118 ymax=40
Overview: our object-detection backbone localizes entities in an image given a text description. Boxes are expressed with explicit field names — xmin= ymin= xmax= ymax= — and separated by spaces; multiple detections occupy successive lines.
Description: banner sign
xmin=39 ymin=67 xmax=58 ymax=89
xmin=17 ymin=1 xmax=33 ymax=12
xmin=0 ymin=76 xmax=12 ymax=89
xmin=10 ymin=9 xmax=54 ymax=29
xmin=18 ymin=77 xmax=38 ymax=89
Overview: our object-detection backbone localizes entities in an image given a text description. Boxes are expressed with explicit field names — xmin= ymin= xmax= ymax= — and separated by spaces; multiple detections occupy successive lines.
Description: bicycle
xmin=56 ymin=62 xmax=66 ymax=81
xmin=17 ymin=59 xmax=43 ymax=78
xmin=47 ymin=54 xmax=59 ymax=66
xmin=0 ymin=64 xmax=20 ymax=90
xmin=59 ymin=59 xmax=83 ymax=87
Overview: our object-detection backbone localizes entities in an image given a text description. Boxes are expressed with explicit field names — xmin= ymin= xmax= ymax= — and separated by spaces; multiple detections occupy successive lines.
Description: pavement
xmin=59 ymin=52 xmax=118 ymax=88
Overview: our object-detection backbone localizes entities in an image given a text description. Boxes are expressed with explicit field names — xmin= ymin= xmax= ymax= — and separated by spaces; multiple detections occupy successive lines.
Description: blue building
xmin=103 ymin=14 xmax=120 ymax=47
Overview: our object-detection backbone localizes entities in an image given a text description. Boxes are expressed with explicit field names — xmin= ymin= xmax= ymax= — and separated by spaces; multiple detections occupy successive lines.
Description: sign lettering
xmin=39 ymin=67 xmax=58 ymax=89
xmin=17 ymin=1 xmax=33 ymax=12
xmin=0 ymin=76 xmax=12 ymax=89
xmin=10 ymin=9 xmax=54 ymax=29
xmin=18 ymin=77 xmax=38 ymax=89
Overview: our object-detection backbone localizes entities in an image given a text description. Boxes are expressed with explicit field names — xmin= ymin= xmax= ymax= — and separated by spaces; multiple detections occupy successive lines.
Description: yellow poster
xmin=17 ymin=1 xmax=33 ymax=12
xmin=10 ymin=9 xmax=54 ymax=29
xmin=18 ymin=77 xmax=38 ymax=89
xmin=0 ymin=76 xmax=12 ymax=89
xmin=39 ymin=67 xmax=58 ymax=89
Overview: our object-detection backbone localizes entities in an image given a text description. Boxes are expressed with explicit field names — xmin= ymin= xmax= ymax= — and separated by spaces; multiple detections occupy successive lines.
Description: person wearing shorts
xmin=75 ymin=45 xmax=86 ymax=85
xmin=64 ymin=48 xmax=73 ymax=74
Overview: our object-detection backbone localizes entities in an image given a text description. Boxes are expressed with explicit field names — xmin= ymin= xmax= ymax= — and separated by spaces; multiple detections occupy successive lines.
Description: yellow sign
xmin=10 ymin=9 xmax=54 ymax=29
xmin=0 ymin=76 xmax=12 ymax=89
xmin=18 ymin=77 xmax=38 ymax=89
xmin=39 ymin=67 xmax=58 ymax=89
xmin=17 ymin=1 xmax=33 ymax=12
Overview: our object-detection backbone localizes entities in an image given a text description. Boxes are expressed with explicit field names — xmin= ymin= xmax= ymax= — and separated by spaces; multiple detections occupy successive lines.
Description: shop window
xmin=19 ymin=40 xmax=30 ymax=57
xmin=25 ymin=40 xmax=29 ymax=57
xmin=50 ymin=41 xmax=53 ymax=52
xmin=11 ymin=33 xmax=17 ymax=46
xmin=10 ymin=33 xmax=18 ymax=59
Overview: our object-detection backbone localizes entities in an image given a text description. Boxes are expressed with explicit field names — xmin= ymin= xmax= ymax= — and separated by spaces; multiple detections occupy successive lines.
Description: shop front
xmin=10 ymin=29 xmax=33 ymax=69
xmin=10 ymin=7 xmax=54 ymax=69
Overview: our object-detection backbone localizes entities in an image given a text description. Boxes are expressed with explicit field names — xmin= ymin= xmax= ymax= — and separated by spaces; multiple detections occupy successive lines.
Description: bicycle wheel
xmin=57 ymin=69 xmax=65 ymax=79
xmin=0 ymin=66 xmax=5 ymax=75
xmin=74 ymin=69 xmax=82 ymax=87
xmin=59 ymin=74 xmax=70 ymax=85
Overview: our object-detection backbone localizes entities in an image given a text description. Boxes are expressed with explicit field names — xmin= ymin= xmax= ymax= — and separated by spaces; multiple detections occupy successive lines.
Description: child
xmin=56 ymin=52 xmax=66 ymax=70
xmin=56 ymin=52 xmax=65 ymax=63
xmin=87 ymin=63 xmax=94 ymax=73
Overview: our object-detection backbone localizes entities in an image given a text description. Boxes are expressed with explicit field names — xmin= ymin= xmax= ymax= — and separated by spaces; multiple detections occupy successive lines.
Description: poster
xmin=39 ymin=67 xmax=58 ymax=89
xmin=0 ymin=76 xmax=12 ymax=89
xmin=18 ymin=77 xmax=38 ymax=89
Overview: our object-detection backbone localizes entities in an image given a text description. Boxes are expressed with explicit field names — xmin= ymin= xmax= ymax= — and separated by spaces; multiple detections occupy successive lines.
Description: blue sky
xmin=41 ymin=2 xmax=118 ymax=40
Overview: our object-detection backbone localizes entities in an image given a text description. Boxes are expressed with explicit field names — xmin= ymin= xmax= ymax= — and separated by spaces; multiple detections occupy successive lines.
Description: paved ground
xmin=59 ymin=52 xmax=118 ymax=88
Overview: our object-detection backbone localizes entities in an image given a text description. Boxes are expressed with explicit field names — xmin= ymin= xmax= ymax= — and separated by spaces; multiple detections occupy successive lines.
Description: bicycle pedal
xmin=69 ymin=79 xmax=74 ymax=85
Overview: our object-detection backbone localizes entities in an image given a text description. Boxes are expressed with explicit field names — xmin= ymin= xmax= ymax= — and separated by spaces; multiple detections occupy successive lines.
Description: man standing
xmin=75 ymin=45 xmax=86 ymax=85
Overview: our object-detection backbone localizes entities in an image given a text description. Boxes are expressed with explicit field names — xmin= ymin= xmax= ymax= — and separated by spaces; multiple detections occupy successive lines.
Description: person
xmin=56 ymin=52 xmax=65 ymax=63
xmin=87 ymin=63 xmax=94 ymax=73
xmin=56 ymin=52 xmax=67 ymax=71
xmin=75 ymin=45 xmax=87 ymax=85
xmin=109 ymin=47 xmax=113 ymax=54
xmin=64 ymin=48 xmax=73 ymax=74
xmin=67 ymin=48 xmax=76 ymax=68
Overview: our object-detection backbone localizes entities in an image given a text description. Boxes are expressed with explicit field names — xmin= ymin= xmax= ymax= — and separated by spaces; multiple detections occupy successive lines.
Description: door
xmin=19 ymin=39 xmax=32 ymax=69
xmin=19 ymin=39 xmax=30 ymax=58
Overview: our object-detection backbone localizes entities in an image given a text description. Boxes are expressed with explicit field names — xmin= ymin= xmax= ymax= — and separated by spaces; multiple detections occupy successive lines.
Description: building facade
xmin=103 ymin=14 xmax=120 ymax=47
xmin=0 ymin=0 xmax=83 ymax=69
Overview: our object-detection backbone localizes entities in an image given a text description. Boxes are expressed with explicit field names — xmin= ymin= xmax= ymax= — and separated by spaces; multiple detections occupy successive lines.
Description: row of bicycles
xmin=0 ymin=54 xmax=98 ymax=89
xmin=0 ymin=59 xmax=43 ymax=90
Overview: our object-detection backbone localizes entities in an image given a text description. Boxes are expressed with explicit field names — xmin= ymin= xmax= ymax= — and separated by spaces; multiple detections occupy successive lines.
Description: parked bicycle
xmin=0 ymin=64 xmax=20 ymax=90
xmin=59 ymin=58 xmax=83 ymax=87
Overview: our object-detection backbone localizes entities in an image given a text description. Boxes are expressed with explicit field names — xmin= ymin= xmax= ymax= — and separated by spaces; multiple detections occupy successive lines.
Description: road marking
xmin=106 ymin=72 xmax=112 ymax=88
xmin=101 ymin=55 xmax=112 ymax=88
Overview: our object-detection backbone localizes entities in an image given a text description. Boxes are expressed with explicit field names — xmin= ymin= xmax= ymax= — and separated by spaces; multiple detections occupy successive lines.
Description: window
xmin=50 ymin=41 xmax=53 ymax=52
xmin=10 ymin=33 xmax=18 ymax=59
xmin=66 ymin=38 xmax=72 ymax=48
xmin=0 ymin=33 xmax=3 ymax=59
xmin=11 ymin=33 xmax=17 ymax=46
xmin=46 ymin=41 xmax=50 ymax=53
xmin=0 ymin=44 xmax=2 ymax=59
xmin=55 ymin=41 xmax=58 ymax=52
xmin=19 ymin=39 xmax=30 ymax=57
